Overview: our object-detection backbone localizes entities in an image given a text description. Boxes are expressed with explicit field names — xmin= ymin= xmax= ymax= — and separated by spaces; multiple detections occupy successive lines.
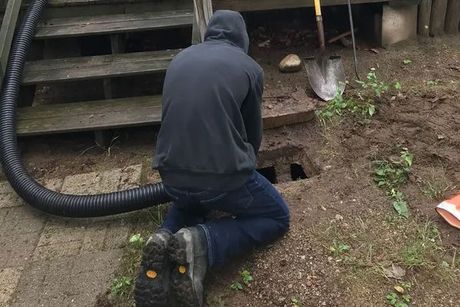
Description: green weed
xmin=316 ymin=94 xmax=376 ymax=125
xmin=291 ymin=297 xmax=301 ymax=307
xmin=241 ymin=270 xmax=253 ymax=285
xmin=129 ymin=234 xmax=145 ymax=250
xmin=373 ymin=148 xmax=413 ymax=218
xmin=403 ymin=59 xmax=412 ymax=65
xmin=111 ymin=276 xmax=133 ymax=297
xmin=230 ymin=269 xmax=254 ymax=291
xmin=356 ymin=69 xmax=392 ymax=98
xmin=230 ymin=281 xmax=244 ymax=291
xmin=330 ymin=239 xmax=351 ymax=257
xmin=386 ymin=282 xmax=412 ymax=307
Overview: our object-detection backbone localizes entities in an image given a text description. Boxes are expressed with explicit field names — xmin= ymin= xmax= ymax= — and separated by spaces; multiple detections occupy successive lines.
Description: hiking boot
xmin=134 ymin=230 xmax=172 ymax=307
xmin=168 ymin=227 xmax=208 ymax=307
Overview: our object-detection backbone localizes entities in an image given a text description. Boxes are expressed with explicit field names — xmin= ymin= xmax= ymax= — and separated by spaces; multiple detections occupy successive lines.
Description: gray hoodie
xmin=154 ymin=10 xmax=264 ymax=191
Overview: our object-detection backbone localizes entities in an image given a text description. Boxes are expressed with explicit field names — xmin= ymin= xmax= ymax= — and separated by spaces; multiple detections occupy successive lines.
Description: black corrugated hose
xmin=0 ymin=0 xmax=171 ymax=217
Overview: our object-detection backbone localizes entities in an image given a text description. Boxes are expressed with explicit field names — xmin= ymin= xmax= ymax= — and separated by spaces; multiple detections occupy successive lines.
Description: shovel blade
xmin=305 ymin=55 xmax=346 ymax=101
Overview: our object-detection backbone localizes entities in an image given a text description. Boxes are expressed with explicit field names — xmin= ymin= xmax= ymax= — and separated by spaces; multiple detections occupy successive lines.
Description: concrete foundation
xmin=381 ymin=4 xmax=418 ymax=47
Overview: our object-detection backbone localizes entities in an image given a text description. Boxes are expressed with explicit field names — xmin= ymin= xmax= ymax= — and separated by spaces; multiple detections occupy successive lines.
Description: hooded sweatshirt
xmin=154 ymin=10 xmax=264 ymax=191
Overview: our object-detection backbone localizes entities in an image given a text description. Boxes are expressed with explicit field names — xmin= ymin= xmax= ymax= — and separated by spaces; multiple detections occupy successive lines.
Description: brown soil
xmin=6 ymin=32 xmax=459 ymax=307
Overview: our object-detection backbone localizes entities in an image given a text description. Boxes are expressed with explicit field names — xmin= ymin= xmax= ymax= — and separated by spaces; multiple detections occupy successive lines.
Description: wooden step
xmin=23 ymin=49 xmax=179 ymax=85
xmin=17 ymin=96 xmax=316 ymax=136
xmin=35 ymin=10 xmax=193 ymax=39
xmin=17 ymin=96 xmax=162 ymax=136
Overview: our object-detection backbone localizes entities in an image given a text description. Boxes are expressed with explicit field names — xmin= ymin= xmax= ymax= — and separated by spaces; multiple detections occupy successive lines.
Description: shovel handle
xmin=314 ymin=0 xmax=326 ymax=51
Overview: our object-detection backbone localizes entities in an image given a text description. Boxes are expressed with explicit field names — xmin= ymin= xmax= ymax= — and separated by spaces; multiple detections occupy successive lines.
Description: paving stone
xmin=36 ymin=219 xmax=87 ymax=247
xmin=0 ymin=192 xmax=24 ymax=209
xmin=81 ymin=222 xmax=109 ymax=253
xmin=67 ymin=250 xmax=122 ymax=306
xmin=119 ymin=164 xmax=143 ymax=190
xmin=33 ymin=241 xmax=82 ymax=261
xmin=0 ymin=267 xmax=22 ymax=305
xmin=104 ymin=220 xmax=131 ymax=250
xmin=11 ymin=256 xmax=74 ymax=306
xmin=1 ymin=206 xmax=46 ymax=235
xmin=43 ymin=178 xmax=64 ymax=192
xmin=0 ymin=208 xmax=9 ymax=226
xmin=98 ymin=169 xmax=123 ymax=193
xmin=61 ymin=172 xmax=101 ymax=195
xmin=0 ymin=232 xmax=41 ymax=269
xmin=0 ymin=181 xmax=14 ymax=194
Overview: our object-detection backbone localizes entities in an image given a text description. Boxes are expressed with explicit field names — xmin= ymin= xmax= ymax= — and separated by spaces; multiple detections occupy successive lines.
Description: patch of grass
xmin=373 ymin=148 xmax=413 ymax=217
xmin=317 ymin=214 xmax=459 ymax=306
xmin=400 ymin=220 xmax=442 ymax=269
xmin=421 ymin=180 xmax=450 ymax=200
xmin=419 ymin=169 xmax=452 ymax=201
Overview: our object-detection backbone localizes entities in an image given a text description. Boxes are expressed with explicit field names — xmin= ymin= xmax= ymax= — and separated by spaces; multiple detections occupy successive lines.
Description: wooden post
xmin=430 ymin=0 xmax=448 ymax=36
xmin=445 ymin=0 xmax=460 ymax=34
xmin=192 ymin=0 xmax=213 ymax=43
xmin=418 ymin=0 xmax=432 ymax=36
xmin=0 ymin=0 xmax=23 ymax=85
xmin=95 ymin=34 xmax=125 ymax=148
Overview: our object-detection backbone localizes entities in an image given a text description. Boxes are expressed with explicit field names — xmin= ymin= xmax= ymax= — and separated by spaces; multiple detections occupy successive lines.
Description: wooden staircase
xmin=16 ymin=0 xmax=194 ymax=138
xmin=11 ymin=0 xmax=315 ymax=139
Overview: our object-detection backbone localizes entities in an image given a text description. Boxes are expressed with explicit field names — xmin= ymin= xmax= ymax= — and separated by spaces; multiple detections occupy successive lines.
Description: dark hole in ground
xmin=290 ymin=163 xmax=308 ymax=181
xmin=257 ymin=166 xmax=278 ymax=184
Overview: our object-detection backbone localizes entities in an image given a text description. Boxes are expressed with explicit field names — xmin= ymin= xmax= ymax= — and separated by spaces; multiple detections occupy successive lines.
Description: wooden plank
xmin=17 ymin=96 xmax=162 ymax=136
xmin=16 ymin=95 xmax=316 ymax=136
xmin=23 ymin=49 xmax=179 ymax=85
xmin=263 ymin=108 xmax=315 ymax=129
xmin=0 ymin=0 xmax=22 ymax=83
xmin=213 ymin=0 xmax=387 ymax=12
xmin=445 ymin=0 xmax=460 ymax=33
xmin=35 ymin=10 xmax=193 ymax=39
xmin=430 ymin=0 xmax=448 ymax=36
xmin=418 ymin=0 xmax=432 ymax=36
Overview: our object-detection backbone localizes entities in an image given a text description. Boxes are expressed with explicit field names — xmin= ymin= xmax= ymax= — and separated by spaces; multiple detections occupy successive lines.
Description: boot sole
xmin=169 ymin=232 xmax=199 ymax=307
xmin=134 ymin=236 xmax=170 ymax=307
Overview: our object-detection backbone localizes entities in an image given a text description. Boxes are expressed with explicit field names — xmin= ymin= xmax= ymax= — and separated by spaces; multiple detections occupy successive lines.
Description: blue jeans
xmin=160 ymin=171 xmax=290 ymax=267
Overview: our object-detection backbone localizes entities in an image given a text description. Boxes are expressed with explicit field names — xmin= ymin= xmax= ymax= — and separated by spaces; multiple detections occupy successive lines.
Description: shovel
xmin=305 ymin=0 xmax=345 ymax=101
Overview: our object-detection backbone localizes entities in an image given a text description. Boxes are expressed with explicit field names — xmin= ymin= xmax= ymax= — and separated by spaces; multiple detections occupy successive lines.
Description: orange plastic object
xmin=436 ymin=194 xmax=460 ymax=229
xmin=146 ymin=270 xmax=157 ymax=279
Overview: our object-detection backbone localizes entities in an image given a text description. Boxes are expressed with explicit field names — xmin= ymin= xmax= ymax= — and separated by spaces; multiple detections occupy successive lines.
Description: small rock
xmin=437 ymin=134 xmax=446 ymax=140
xmin=300 ymin=255 xmax=306 ymax=260
xmin=267 ymin=104 xmax=274 ymax=109
xmin=321 ymin=206 xmax=327 ymax=211
xmin=383 ymin=264 xmax=406 ymax=280
xmin=279 ymin=54 xmax=302 ymax=73
xmin=335 ymin=214 xmax=344 ymax=221
xmin=394 ymin=285 xmax=405 ymax=294
xmin=306 ymin=280 xmax=313 ymax=287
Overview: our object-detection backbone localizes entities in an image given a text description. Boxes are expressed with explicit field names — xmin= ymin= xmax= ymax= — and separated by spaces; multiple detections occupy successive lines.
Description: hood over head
xmin=204 ymin=10 xmax=250 ymax=53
